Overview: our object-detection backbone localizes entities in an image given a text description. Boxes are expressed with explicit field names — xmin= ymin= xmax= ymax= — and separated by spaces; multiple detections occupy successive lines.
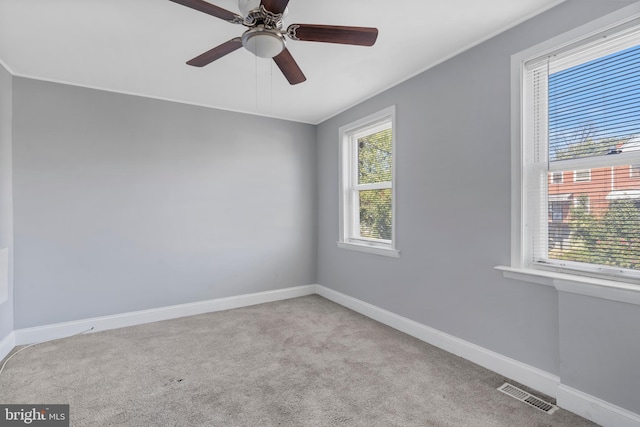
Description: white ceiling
xmin=0 ymin=0 xmax=562 ymax=124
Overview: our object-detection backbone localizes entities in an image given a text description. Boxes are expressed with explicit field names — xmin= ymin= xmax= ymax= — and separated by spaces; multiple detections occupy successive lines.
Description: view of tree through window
xmin=547 ymin=43 xmax=640 ymax=271
xmin=357 ymin=128 xmax=392 ymax=240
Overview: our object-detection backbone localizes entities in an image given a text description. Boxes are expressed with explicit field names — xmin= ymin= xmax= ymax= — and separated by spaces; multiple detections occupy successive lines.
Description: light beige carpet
xmin=0 ymin=295 xmax=595 ymax=426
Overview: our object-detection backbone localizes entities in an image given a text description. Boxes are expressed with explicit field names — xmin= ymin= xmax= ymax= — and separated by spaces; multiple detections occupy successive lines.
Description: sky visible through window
xmin=545 ymin=41 xmax=640 ymax=272
xmin=548 ymin=44 xmax=640 ymax=160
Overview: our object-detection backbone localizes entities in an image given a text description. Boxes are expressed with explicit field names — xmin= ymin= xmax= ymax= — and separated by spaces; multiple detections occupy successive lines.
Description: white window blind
xmin=524 ymin=22 xmax=640 ymax=278
xmin=348 ymin=121 xmax=393 ymax=242
xmin=339 ymin=106 xmax=397 ymax=256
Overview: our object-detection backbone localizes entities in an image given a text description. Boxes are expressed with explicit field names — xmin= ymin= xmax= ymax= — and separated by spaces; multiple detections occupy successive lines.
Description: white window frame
xmin=630 ymin=164 xmax=640 ymax=178
xmin=338 ymin=106 xmax=399 ymax=258
xmin=498 ymin=4 xmax=640 ymax=304
xmin=551 ymin=172 xmax=563 ymax=184
xmin=573 ymin=169 xmax=591 ymax=182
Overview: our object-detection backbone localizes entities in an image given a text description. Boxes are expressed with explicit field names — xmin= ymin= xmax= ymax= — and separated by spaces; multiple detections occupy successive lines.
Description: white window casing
xmin=338 ymin=106 xmax=399 ymax=258
xmin=502 ymin=4 xmax=640 ymax=303
xmin=573 ymin=169 xmax=591 ymax=182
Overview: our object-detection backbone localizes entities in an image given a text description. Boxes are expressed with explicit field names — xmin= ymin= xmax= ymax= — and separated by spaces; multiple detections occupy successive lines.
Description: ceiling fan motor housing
xmin=238 ymin=0 xmax=260 ymax=17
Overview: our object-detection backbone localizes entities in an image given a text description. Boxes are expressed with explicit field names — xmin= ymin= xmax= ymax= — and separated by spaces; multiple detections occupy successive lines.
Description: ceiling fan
xmin=169 ymin=0 xmax=379 ymax=85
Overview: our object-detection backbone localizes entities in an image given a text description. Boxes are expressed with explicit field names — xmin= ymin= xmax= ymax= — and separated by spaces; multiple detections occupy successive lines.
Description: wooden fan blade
xmin=187 ymin=38 xmax=243 ymax=67
xmin=260 ymin=0 xmax=290 ymax=14
xmin=287 ymin=24 xmax=378 ymax=46
xmin=169 ymin=0 xmax=243 ymax=24
xmin=273 ymin=49 xmax=306 ymax=85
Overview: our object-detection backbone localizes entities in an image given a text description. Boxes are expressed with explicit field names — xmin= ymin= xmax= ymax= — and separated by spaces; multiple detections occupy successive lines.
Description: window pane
xmin=359 ymin=189 xmax=392 ymax=240
xmin=547 ymin=169 xmax=640 ymax=271
xmin=551 ymin=172 xmax=563 ymax=183
xmin=548 ymin=45 xmax=640 ymax=162
xmin=358 ymin=127 xmax=392 ymax=184
xmin=573 ymin=169 xmax=591 ymax=182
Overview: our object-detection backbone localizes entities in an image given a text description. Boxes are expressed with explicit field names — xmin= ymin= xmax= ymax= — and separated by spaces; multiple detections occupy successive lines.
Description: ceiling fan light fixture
xmin=242 ymin=29 xmax=285 ymax=58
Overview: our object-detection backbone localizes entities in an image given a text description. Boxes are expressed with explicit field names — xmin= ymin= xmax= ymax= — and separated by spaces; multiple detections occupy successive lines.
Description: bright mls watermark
xmin=0 ymin=405 xmax=69 ymax=426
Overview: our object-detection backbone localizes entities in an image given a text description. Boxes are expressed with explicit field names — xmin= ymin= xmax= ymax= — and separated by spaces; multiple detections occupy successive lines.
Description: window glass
xmin=524 ymin=25 xmax=640 ymax=277
xmin=358 ymin=129 xmax=392 ymax=185
xmin=339 ymin=106 xmax=397 ymax=255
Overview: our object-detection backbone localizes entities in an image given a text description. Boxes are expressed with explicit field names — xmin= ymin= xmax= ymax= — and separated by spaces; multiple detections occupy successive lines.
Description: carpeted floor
xmin=0 ymin=295 xmax=596 ymax=426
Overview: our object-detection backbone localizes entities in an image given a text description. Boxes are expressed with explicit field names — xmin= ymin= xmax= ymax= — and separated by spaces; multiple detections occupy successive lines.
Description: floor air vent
xmin=497 ymin=383 xmax=559 ymax=415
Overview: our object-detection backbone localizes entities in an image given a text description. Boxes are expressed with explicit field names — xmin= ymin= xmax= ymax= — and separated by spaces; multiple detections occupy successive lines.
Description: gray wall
xmin=559 ymin=292 xmax=640 ymax=413
xmin=12 ymin=78 xmax=316 ymax=328
xmin=0 ymin=63 xmax=13 ymax=340
xmin=317 ymin=0 xmax=639 ymax=415
xmin=4 ymin=0 xmax=639 ymax=415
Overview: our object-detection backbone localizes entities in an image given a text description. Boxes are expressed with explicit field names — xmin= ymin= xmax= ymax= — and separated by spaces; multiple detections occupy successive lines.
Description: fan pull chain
xmin=255 ymin=52 xmax=259 ymax=111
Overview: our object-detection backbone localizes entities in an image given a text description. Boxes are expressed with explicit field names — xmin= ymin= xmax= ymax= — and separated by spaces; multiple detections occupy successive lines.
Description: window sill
xmin=495 ymin=266 xmax=640 ymax=306
xmin=337 ymin=242 xmax=400 ymax=258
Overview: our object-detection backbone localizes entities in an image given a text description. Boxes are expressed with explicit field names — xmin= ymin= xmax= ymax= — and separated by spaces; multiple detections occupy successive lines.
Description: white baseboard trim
xmin=315 ymin=285 xmax=640 ymax=427
xmin=14 ymin=285 xmax=315 ymax=345
xmin=5 ymin=283 xmax=640 ymax=427
xmin=557 ymin=384 xmax=640 ymax=427
xmin=314 ymin=285 xmax=560 ymax=396
xmin=0 ymin=331 xmax=15 ymax=362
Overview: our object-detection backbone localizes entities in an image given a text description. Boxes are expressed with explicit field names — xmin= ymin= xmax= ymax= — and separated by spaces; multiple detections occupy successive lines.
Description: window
xmin=631 ymin=165 xmax=640 ymax=178
xmin=573 ymin=169 xmax=591 ymax=182
xmin=517 ymin=16 xmax=640 ymax=281
xmin=551 ymin=172 xmax=563 ymax=184
xmin=549 ymin=201 xmax=566 ymax=222
xmin=338 ymin=106 xmax=398 ymax=257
